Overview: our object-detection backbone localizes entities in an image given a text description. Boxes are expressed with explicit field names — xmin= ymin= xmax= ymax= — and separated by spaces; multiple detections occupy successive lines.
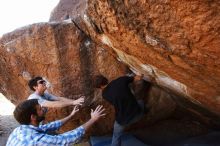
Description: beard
xmin=36 ymin=115 xmax=45 ymax=123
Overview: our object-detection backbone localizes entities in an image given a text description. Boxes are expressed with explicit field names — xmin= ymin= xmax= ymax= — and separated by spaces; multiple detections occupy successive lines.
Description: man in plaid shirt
xmin=6 ymin=99 xmax=105 ymax=146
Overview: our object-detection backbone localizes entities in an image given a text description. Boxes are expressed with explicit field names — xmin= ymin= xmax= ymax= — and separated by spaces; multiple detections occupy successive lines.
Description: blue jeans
xmin=111 ymin=100 xmax=145 ymax=146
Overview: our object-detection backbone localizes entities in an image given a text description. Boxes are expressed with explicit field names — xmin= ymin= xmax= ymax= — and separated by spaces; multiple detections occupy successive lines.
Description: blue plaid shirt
xmin=6 ymin=120 xmax=85 ymax=146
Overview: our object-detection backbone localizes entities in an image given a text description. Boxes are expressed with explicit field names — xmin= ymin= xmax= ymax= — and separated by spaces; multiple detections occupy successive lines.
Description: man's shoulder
xmin=6 ymin=125 xmax=36 ymax=146
xmin=103 ymin=84 xmax=117 ymax=99
xmin=44 ymin=92 xmax=58 ymax=100
xmin=113 ymin=76 xmax=131 ymax=83
xmin=107 ymin=76 xmax=130 ymax=87
xmin=6 ymin=127 xmax=20 ymax=146
xmin=28 ymin=93 xmax=40 ymax=100
xmin=9 ymin=125 xmax=27 ymax=136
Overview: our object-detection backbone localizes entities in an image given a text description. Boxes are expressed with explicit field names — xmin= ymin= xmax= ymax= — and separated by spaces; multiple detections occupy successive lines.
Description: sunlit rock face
xmin=50 ymin=0 xmax=220 ymax=121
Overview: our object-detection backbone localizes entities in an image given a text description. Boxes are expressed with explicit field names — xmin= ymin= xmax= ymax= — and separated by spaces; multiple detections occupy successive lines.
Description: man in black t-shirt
xmin=94 ymin=74 xmax=150 ymax=146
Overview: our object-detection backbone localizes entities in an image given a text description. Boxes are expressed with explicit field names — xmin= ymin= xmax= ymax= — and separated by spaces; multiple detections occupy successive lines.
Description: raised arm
xmin=60 ymin=106 xmax=79 ymax=124
xmin=82 ymin=105 xmax=106 ymax=131
xmin=39 ymin=106 xmax=79 ymax=132
xmin=41 ymin=100 xmax=72 ymax=108
xmin=57 ymin=96 xmax=85 ymax=106
xmin=36 ymin=105 xmax=105 ymax=145
xmin=41 ymin=96 xmax=84 ymax=108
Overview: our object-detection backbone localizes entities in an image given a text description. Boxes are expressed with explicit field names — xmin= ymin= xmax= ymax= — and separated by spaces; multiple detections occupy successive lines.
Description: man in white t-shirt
xmin=28 ymin=76 xmax=84 ymax=108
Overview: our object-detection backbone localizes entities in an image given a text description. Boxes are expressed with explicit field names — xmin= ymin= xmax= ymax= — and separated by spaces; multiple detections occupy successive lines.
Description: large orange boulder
xmin=50 ymin=0 xmax=220 ymax=118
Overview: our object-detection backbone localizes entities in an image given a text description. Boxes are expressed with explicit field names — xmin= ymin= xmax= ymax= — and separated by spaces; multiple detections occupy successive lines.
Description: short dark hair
xmin=28 ymin=76 xmax=43 ymax=91
xmin=94 ymin=75 xmax=109 ymax=88
xmin=13 ymin=99 xmax=39 ymax=125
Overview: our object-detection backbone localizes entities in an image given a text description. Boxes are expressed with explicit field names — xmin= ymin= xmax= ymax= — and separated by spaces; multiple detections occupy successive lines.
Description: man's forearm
xmin=82 ymin=118 xmax=96 ymax=131
xmin=42 ymin=100 xmax=71 ymax=108
xmin=58 ymin=96 xmax=73 ymax=102
xmin=60 ymin=114 xmax=73 ymax=125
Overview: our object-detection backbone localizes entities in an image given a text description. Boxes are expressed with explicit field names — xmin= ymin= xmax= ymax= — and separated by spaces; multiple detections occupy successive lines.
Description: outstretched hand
xmin=73 ymin=97 xmax=85 ymax=106
xmin=91 ymin=105 xmax=106 ymax=121
xmin=60 ymin=106 xmax=80 ymax=124
xmin=70 ymin=106 xmax=79 ymax=116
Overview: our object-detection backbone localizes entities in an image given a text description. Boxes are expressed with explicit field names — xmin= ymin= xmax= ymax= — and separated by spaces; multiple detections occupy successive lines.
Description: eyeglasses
xmin=38 ymin=80 xmax=46 ymax=84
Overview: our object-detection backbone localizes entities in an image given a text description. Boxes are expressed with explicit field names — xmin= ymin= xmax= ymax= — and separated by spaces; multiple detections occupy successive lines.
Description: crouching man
xmin=6 ymin=99 xmax=105 ymax=146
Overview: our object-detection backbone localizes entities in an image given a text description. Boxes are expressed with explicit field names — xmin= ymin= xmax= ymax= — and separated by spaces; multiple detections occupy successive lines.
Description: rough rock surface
xmin=0 ymin=21 xmax=127 ymax=102
xmin=0 ymin=0 xmax=220 ymax=140
xmin=0 ymin=21 xmax=128 ymax=134
xmin=50 ymin=0 xmax=220 ymax=122
xmin=0 ymin=20 xmax=178 ymax=135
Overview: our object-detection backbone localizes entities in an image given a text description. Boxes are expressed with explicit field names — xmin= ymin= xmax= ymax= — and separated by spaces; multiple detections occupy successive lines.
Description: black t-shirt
xmin=102 ymin=76 xmax=141 ymax=125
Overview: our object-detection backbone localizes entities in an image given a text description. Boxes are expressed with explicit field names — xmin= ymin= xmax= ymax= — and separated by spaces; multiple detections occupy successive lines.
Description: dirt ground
xmin=0 ymin=94 xmax=19 ymax=146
